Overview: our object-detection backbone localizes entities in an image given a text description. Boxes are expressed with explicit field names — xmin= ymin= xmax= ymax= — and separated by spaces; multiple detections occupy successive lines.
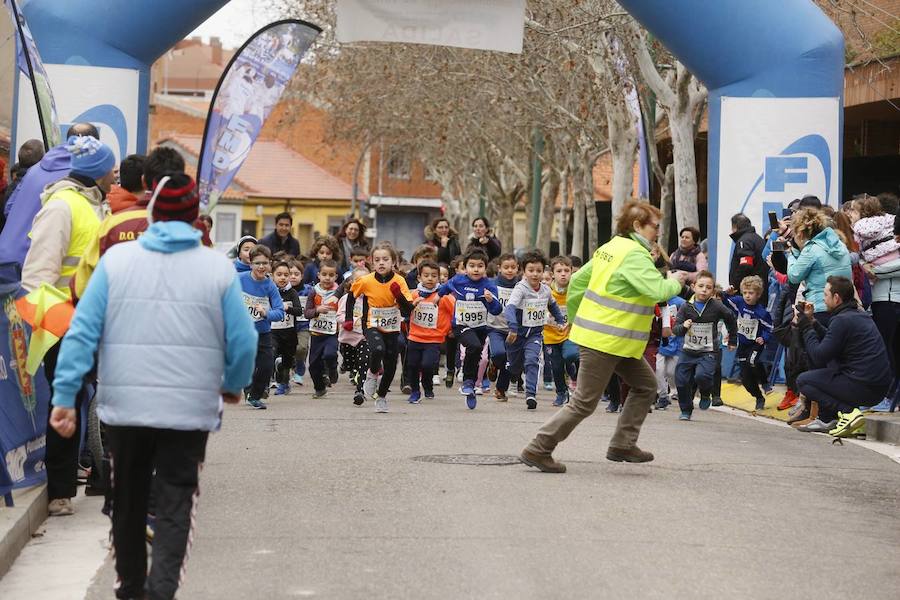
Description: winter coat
xmin=465 ymin=235 xmax=502 ymax=262
xmin=853 ymin=214 xmax=900 ymax=265
xmin=424 ymin=224 xmax=462 ymax=265
xmin=107 ymin=184 xmax=140 ymax=214
xmin=259 ymin=231 xmax=301 ymax=257
xmin=669 ymin=244 xmax=708 ymax=284
xmin=0 ymin=146 xmax=72 ymax=267
xmin=729 ymin=226 xmax=769 ymax=292
xmin=787 ymin=227 xmax=852 ymax=313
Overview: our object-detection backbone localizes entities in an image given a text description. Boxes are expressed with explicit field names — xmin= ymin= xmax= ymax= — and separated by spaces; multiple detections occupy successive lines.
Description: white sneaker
xmin=375 ymin=396 xmax=388 ymax=413
xmin=363 ymin=372 xmax=379 ymax=399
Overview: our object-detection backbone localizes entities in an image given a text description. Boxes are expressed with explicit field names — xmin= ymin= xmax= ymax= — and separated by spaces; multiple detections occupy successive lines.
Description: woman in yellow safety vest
xmin=521 ymin=201 xmax=683 ymax=473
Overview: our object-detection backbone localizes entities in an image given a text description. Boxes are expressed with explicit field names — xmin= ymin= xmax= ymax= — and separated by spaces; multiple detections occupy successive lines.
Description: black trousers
xmin=365 ymin=329 xmax=400 ymax=397
xmin=455 ymin=326 xmax=488 ymax=383
xmin=309 ymin=334 xmax=339 ymax=392
xmin=247 ymin=332 xmax=274 ymax=400
xmin=272 ymin=330 xmax=298 ymax=384
xmin=797 ymin=368 xmax=888 ymax=422
xmin=43 ymin=341 xmax=88 ymax=500
xmin=106 ymin=426 xmax=208 ymax=600
xmin=737 ymin=344 xmax=767 ymax=399
xmin=406 ymin=340 xmax=440 ymax=394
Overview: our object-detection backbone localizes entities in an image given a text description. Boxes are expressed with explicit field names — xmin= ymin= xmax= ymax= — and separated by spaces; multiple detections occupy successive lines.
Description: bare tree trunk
xmin=581 ymin=158 xmax=599 ymax=253
xmin=537 ymin=169 xmax=560 ymax=254
xmin=492 ymin=192 xmax=516 ymax=253
xmin=607 ymin=106 xmax=637 ymax=233
xmin=669 ymin=110 xmax=700 ymax=232
xmin=658 ymin=164 xmax=675 ymax=252
xmin=557 ymin=171 xmax=568 ymax=256
xmin=571 ymin=163 xmax=586 ymax=259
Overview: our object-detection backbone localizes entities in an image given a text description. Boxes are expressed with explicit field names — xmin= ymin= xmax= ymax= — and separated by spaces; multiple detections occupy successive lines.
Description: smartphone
xmin=767 ymin=211 xmax=779 ymax=230
xmin=772 ymin=240 xmax=787 ymax=252
xmin=782 ymin=208 xmax=793 ymax=219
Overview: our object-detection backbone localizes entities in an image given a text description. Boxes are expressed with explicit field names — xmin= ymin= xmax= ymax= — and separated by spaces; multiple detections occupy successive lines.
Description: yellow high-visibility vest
xmin=569 ymin=236 xmax=658 ymax=359
xmin=43 ymin=188 xmax=102 ymax=297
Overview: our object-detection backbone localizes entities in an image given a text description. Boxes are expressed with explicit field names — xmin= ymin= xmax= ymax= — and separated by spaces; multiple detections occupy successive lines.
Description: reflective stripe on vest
xmin=45 ymin=189 xmax=102 ymax=297
xmin=568 ymin=236 xmax=657 ymax=359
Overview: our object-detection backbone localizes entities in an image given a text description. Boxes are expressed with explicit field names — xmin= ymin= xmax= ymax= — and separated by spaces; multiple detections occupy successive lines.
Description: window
xmin=327 ymin=216 xmax=344 ymax=237
xmin=386 ymin=149 xmax=411 ymax=180
xmin=241 ymin=220 xmax=258 ymax=238
xmin=262 ymin=215 xmax=276 ymax=237
xmin=214 ymin=212 xmax=236 ymax=244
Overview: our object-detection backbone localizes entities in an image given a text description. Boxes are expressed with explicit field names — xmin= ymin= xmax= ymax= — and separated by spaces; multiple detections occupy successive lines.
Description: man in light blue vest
xmin=48 ymin=172 xmax=258 ymax=600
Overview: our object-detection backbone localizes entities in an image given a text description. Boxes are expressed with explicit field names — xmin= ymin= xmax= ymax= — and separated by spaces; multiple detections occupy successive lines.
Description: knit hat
xmin=237 ymin=235 xmax=258 ymax=255
xmin=66 ymin=135 xmax=115 ymax=181
xmin=148 ymin=172 xmax=200 ymax=223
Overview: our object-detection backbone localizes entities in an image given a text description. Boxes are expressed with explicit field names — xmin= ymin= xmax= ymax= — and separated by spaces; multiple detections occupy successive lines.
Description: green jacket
xmin=568 ymin=234 xmax=682 ymax=317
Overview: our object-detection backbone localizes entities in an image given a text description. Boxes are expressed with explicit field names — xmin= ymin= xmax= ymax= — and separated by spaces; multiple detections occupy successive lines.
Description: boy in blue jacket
xmin=725 ymin=275 xmax=774 ymax=411
xmin=438 ymin=249 xmax=502 ymax=409
xmin=239 ymin=244 xmax=285 ymax=409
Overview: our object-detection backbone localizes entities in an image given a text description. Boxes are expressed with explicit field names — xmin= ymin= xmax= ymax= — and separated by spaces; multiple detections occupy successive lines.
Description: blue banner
xmin=198 ymin=20 xmax=320 ymax=210
xmin=3 ymin=0 xmax=61 ymax=148
xmin=0 ymin=264 xmax=49 ymax=496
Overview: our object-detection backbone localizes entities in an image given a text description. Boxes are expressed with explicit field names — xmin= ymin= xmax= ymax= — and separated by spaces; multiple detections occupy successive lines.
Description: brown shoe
xmin=494 ymin=389 xmax=508 ymax=402
xmin=48 ymin=498 xmax=75 ymax=516
xmin=790 ymin=399 xmax=819 ymax=428
xmin=520 ymin=448 xmax=566 ymax=473
xmin=606 ymin=446 xmax=654 ymax=463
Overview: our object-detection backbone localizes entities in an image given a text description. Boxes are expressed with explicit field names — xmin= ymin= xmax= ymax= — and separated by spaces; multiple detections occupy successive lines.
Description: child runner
xmin=271 ymin=260 xmax=305 ymax=395
xmin=487 ymin=253 xmax=520 ymax=402
xmin=439 ymin=249 xmax=502 ymax=409
xmin=442 ymin=256 xmax=465 ymax=387
xmin=233 ymin=235 xmax=257 ymax=273
xmin=544 ymin=256 xmax=579 ymax=407
xmin=303 ymin=235 xmax=343 ymax=285
xmin=338 ymin=267 xmax=371 ymax=406
xmin=290 ymin=258 xmax=312 ymax=386
xmin=349 ymin=242 xmax=414 ymax=413
xmin=724 ymin=275 xmax=773 ymax=411
xmin=304 ymin=259 xmax=342 ymax=398
xmin=405 ymin=244 xmax=439 ymax=288
xmin=405 ymin=259 xmax=454 ymax=403
xmin=503 ymin=251 xmax=566 ymax=410
xmin=239 ymin=245 xmax=285 ymax=409
xmin=656 ymin=295 xmax=685 ymax=410
xmin=672 ymin=271 xmax=737 ymax=420
xmin=343 ymin=246 xmax=370 ymax=281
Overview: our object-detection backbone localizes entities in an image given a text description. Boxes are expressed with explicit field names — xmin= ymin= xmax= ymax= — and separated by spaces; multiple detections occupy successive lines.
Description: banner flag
xmin=3 ymin=0 xmax=61 ymax=148
xmin=336 ymin=0 xmax=526 ymax=54
xmin=14 ymin=283 xmax=74 ymax=375
xmin=0 ymin=265 xmax=50 ymax=496
xmin=197 ymin=20 xmax=321 ymax=211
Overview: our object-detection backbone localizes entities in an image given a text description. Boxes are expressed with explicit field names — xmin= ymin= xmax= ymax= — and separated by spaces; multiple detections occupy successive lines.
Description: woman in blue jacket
xmin=787 ymin=208 xmax=851 ymax=323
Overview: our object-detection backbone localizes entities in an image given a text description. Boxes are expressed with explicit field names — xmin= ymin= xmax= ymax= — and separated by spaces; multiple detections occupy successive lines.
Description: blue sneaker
xmin=656 ymin=396 xmax=670 ymax=410
xmin=466 ymin=393 xmax=477 ymax=410
xmin=292 ymin=373 xmax=304 ymax=385
xmin=408 ymin=391 xmax=422 ymax=404
xmin=460 ymin=380 xmax=475 ymax=396
xmin=481 ymin=381 xmax=491 ymax=393
xmin=553 ymin=392 xmax=567 ymax=407
xmin=679 ymin=411 xmax=691 ymax=421
xmin=274 ymin=383 xmax=288 ymax=396
xmin=247 ymin=397 xmax=267 ymax=410
xmin=698 ymin=396 xmax=711 ymax=410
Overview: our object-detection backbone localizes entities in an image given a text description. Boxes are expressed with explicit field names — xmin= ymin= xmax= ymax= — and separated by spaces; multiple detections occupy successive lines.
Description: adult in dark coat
xmin=424 ymin=217 xmax=462 ymax=265
xmin=259 ymin=211 xmax=301 ymax=257
xmin=465 ymin=217 xmax=501 ymax=262
xmin=729 ymin=213 xmax=769 ymax=302
xmin=336 ymin=217 xmax=370 ymax=272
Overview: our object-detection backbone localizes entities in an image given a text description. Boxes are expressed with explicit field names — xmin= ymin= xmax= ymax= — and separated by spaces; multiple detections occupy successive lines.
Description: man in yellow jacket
xmin=20 ymin=135 xmax=115 ymax=515
xmin=521 ymin=201 xmax=683 ymax=473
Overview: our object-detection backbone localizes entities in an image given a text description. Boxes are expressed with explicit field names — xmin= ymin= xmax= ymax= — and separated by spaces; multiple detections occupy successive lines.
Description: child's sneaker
xmin=679 ymin=411 xmax=692 ymax=421
xmin=460 ymin=380 xmax=475 ymax=396
xmin=375 ymin=396 xmax=389 ymax=413
xmin=517 ymin=381 xmax=525 ymax=394
xmin=292 ymin=373 xmax=304 ymax=385
xmin=329 ymin=366 xmax=339 ymax=385
xmin=494 ymin=389 xmax=508 ymax=402
xmin=400 ymin=376 xmax=412 ymax=395
xmin=274 ymin=383 xmax=290 ymax=396
xmin=487 ymin=362 xmax=498 ymax=381
xmin=424 ymin=390 xmax=435 ymax=399
xmin=698 ymin=395 xmax=711 ymax=410
xmin=777 ymin=389 xmax=798 ymax=410
xmin=363 ymin=370 xmax=381 ymax=399
xmin=711 ymin=396 xmax=723 ymax=407
xmin=312 ymin=388 xmax=327 ymax=399
xmin=553 ymin=392 xmax=567 ymax=407
xmin=606 ymin=401 xmax=620 ymax=413
xmin=543 ymin=382 xmax=554 ymax=391
xmin=526 ymin=396 xmax=537 ymax=410
xmin=444 ymin=372 xmax=455 ymax=388
xmin=755 ymin=396 xmax=766 ymax=411
xmin=481 ymin=381 xmax=491 ymax=393
xmin=408 ymin=391 xmax=421 ymax=404
xmin=247 ymin=396 xmax=266 ymax=410
xmin=655 ymin=396 xmax=670 ymax=410
xmin=353 ymin=392 xmax=365 ymax=406
xmin=474 ymin=386 xmax=484 ymax=395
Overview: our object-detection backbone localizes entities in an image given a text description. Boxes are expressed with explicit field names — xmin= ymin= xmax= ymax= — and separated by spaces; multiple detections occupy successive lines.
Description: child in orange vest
xmin=405 ymin=259 xmax=454 ymax=403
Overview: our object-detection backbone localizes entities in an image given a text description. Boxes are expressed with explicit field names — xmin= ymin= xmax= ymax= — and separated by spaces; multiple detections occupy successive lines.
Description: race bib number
xmin=272 ymin=300 xmax=294 ymax=330
xmin=548 ymin=304 xmax=567 ymax=326
xmin=684 ymin=322 xmax=714 ymax=352
xmin=455 ymin=300 xmax=487 ymax=328
xmin=242 ymin=292 xmax=269 ymax=322
xmin=297 ymin=296 xmax=308 ymax=322
xmin=522 ymin=299 xmax=547 ymax=327
xmin=352 ymin=303 xmax=363 ymax=334
xmin=413 ymin=301 xmax=439 ymax=329
xmin=370 ymin=306 xmax=401 ymax=332
xmin=310 ymin=311 xmax=337 ymax=335
xmin=497 ymin=286 xmax=513 ymax=309
xmin=737 ymin=317 xmax=758 ymax=340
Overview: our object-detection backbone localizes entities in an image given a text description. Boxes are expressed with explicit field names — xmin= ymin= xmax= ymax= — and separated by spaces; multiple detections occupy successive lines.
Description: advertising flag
xmin=3 ymin=0 xmax=61 ymax=148
xmin=197 ymin=20 xmax=321 ymax=210
xmin=336 ymin=0 xmax=526 ymax=54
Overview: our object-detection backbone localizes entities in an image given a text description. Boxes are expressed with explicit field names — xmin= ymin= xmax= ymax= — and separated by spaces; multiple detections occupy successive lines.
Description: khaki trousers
xmin=527 ymin=346 xmax=657 ymax=455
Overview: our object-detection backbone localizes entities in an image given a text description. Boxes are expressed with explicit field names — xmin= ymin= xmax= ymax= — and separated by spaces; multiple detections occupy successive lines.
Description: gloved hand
xmin=343 ymin=320 xmax=354 ymax=331
xmin=389 ymin=282 xmax=403 ymax=299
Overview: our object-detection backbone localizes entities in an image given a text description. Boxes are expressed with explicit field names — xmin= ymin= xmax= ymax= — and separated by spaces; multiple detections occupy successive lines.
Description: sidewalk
xmin=0 ymin=485 xmax=47 ymax=579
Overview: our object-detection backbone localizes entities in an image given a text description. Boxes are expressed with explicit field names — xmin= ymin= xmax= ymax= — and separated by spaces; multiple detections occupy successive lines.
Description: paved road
xmin=5 ymin=376 xmax=900 ymax=599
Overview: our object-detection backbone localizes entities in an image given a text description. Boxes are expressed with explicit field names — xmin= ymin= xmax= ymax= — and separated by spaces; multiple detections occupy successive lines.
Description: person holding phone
xmin=729 ymin=213 xmax=770 ymax=304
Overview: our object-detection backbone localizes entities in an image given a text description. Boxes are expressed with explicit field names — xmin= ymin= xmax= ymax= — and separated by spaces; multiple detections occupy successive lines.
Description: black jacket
xmin=729 ymin=227 xmax=769 ymax=292
xmin=465 ymin=236 xmax=501 ymax=262
xmin=672 ymin=298 xmax=738 ymax=356
xmin=259 ymin=231 xmax=301 ymax=257
xmin=798 ymin=301 xmax=892 ymax=389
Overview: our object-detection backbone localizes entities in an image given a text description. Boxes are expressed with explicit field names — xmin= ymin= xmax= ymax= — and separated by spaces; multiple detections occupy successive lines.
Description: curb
xmin=0 ymin=485 xmax=48 ymax=579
